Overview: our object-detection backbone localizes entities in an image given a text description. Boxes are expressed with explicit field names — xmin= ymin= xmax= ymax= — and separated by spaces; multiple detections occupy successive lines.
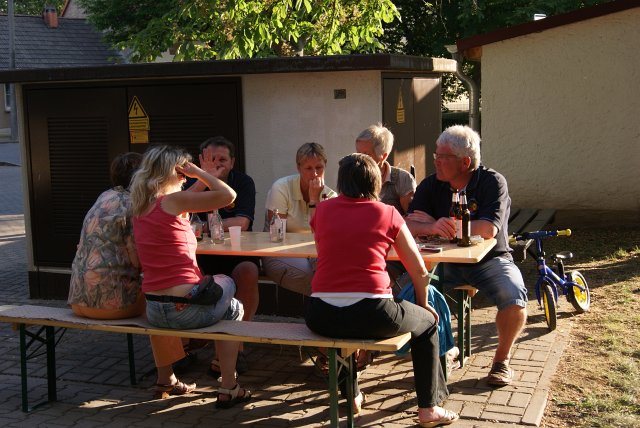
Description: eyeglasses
xmin=433 ymin=153 xmax=459 ymax=161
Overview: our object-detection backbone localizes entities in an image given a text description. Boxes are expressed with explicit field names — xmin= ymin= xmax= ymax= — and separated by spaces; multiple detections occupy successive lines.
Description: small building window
xmin=4 ymin=84 xmax=11 ymax=112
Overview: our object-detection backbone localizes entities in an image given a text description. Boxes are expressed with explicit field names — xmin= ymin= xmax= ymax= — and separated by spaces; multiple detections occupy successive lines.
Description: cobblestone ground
xmin=0 ymin=143 xmax=568 ymax=426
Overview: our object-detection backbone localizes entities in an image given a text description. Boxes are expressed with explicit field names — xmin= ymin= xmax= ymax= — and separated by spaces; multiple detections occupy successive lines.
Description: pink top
xmin=133 ymin=197 xmax=202 ymax=292
xmin=311 ymin=195 xmax=404 ymax=295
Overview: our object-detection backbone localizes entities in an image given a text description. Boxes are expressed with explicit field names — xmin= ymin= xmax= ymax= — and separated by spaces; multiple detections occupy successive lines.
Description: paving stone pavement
xmin=0 ymin=142 xmax=572 ymax=427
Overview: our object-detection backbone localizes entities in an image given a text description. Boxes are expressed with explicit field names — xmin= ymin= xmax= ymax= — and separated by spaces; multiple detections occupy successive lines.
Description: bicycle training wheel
xmin=568 ymin=270 xmax=590 ymax=313
xmin=542 ymin=281 xmax=557 ymax=332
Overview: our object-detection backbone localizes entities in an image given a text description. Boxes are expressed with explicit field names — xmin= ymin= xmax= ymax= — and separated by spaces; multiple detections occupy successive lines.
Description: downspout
xmin=445 ymin=44 xmax=480 ymax=132
xmin=8 ymin=0 xmax=19 ymax=143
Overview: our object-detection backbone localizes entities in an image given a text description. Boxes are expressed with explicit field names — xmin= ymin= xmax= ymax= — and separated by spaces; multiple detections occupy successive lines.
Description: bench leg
xmin=327 ymin=348 xmax=356 ymax=428
xmin=19 ymin=324 xmax=59 ymax=412
xmin=327 ymin=348 xmax=339 ymax=427
xmin=457 ymin=290 xmax=472 ymax=367
xmin=45 ymin=326 xmax=57 ymax=403
xmin=19 ymin=324 xmax=28 ymax=412
xmin=127 ymin=333 xmax=137 ymax=385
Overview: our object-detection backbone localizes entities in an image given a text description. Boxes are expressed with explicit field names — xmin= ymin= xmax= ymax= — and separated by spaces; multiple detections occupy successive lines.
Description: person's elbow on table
xmin=472 ymin=219 xmax=497 ymax=239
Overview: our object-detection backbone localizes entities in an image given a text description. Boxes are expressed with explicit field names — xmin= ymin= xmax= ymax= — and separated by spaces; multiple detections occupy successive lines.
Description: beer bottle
xmin=449 ymin=190 xmax=460 ymax=243
xmin=458 ymin=191 xmax=472 ymax=247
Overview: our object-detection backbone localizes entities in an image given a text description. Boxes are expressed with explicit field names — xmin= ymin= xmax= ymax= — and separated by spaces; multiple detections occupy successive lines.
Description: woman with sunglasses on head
xmin=130 ymin=145 xmax=251 ymax=409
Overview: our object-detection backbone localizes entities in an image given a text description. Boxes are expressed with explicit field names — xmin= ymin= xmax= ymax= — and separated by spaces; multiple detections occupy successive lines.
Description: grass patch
xmin=540 ymin=226 xmax=640 ymax=427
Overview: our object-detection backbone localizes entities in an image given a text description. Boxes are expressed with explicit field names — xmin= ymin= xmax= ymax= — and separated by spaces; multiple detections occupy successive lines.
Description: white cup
xmin=229 ymin=226 xmax=241 ymax=248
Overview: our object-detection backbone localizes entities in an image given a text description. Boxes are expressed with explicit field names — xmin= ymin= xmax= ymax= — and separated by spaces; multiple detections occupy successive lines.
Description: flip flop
xmin=417 ymin=409 xmax=459 ymax=427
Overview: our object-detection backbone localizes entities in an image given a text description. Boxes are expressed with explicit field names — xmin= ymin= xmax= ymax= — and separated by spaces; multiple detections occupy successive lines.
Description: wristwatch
xmin=308 ymin=203 xmax=317 ymax=208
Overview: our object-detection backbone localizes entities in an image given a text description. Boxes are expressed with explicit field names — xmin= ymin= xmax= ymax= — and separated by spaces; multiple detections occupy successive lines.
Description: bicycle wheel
xmin=542 ymin=281 xmax=557 ymax=332
xmin=568 ymin=270 xmax=590 ymax=313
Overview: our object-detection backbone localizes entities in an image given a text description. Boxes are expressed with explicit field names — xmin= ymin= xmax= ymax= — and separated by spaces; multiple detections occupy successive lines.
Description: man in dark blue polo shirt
xmin=189 ymin=136 xmax=258 ymax=375
xmin=406 ymin=125 xmax=527 ymax=386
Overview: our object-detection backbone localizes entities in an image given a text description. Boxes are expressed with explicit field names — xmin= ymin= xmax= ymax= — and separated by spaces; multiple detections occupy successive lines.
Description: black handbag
xmin=188 ymin=275 xmax=224 ymax=305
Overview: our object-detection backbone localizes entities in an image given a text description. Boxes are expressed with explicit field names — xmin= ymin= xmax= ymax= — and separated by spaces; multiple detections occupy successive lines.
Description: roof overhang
xmin=0 ymin=54 xmax=457 ymax=84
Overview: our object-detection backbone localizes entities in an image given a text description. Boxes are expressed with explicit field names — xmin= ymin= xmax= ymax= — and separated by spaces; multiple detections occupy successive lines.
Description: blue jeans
xmin=305 ymin=297 xmax=449 ymax=408
xmin=441 ymin=257 xmax=528 ymax=310
xmin=146 ymin=274 xmax=243 ymax=329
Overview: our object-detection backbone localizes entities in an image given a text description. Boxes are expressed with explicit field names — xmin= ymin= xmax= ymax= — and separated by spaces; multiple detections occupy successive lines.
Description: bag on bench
xmin=145 ymin=275 xmax=223 ymax=305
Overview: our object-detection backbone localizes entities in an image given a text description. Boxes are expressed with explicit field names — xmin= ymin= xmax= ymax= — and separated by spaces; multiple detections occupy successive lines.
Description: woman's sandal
xmin=154 ymin=379 xmax=196 ymax=399
xmin=352 ymin=392 xmax=366 ymax=415
xmin=417 ymin=409 xmax=460 ymax=427
xmin=215 ymin=383 xmax=252 ymax=409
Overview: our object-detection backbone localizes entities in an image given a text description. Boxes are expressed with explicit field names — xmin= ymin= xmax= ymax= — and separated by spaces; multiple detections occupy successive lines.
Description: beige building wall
xmin=481 ymin=8 xmax=640 ymax=212
xmin=243 ymin=71 xmax=381 ymax=230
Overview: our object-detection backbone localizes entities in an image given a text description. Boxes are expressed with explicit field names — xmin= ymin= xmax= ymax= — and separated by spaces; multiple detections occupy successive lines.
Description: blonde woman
xmin=130 ymin=145 xmax=251 ymax=409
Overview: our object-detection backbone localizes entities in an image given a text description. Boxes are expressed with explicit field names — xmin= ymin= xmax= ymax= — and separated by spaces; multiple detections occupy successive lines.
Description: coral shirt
xmin=133 ymin=197 xmax=202 ymax=292
xmin=311 ymin=195 xmax=404 ymax=295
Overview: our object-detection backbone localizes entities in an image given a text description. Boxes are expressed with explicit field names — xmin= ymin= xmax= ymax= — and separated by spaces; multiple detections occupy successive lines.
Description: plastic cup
xmin=229 ymin=226 xmax=241 ymax=247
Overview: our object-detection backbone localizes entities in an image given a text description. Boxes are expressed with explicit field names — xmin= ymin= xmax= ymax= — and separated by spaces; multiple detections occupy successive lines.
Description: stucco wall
xmin=243 ymin=71 xmax=381 ymax=230
xmin=481 ymin=8 xmax=640 ymax=212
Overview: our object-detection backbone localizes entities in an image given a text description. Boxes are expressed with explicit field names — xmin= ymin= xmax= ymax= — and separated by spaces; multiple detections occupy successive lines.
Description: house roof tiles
xmin=0 ymin=15 xmax=120 ymax=70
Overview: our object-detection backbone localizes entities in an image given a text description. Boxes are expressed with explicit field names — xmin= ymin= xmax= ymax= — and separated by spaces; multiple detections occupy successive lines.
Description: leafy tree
xmin=0 ymin=0 xmax=65 ymax=15
xmin=77 ymin=0 xmax=400 ymax=62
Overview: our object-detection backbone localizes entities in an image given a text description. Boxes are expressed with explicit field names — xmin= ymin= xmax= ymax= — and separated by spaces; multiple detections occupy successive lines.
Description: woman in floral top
xmin=68 ymin=152 xmax=145 ymax=318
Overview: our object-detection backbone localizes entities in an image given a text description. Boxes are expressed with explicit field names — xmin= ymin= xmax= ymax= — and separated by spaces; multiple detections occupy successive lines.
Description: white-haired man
xmin=406 ymin=125 xmax=527 ymax=386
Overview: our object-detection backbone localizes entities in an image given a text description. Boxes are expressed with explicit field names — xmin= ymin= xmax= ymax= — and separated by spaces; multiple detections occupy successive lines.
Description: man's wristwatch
xmin=308 ymin=202 xmax=317 ymax=208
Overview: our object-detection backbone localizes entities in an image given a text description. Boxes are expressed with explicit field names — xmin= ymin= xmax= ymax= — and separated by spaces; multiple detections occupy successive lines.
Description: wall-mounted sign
xmin=128 ymin=96 xmax=150 ymax=144
xmin=396 ymin=89 xmax=405 ymax=124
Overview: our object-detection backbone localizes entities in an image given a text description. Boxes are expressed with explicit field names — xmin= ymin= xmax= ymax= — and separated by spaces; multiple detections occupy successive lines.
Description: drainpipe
xmin=445 ymin=44 xmax=480 ymax=132
xmin=8 ymin=0 xmax=18 ymax=143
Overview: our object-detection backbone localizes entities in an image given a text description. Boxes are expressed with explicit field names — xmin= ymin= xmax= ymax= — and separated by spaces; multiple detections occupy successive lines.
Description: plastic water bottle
xmin=208 ymin=210 xmax=225 ymax=244
xmin=269 ymin=209 xmax=284 ymax=243
xmin=190 ymin=214 xmax=204 ymax=241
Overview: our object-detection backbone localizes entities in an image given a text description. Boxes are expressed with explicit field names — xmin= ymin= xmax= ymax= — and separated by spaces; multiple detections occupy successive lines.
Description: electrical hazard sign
xmin=128 ymin=96 xmax=150 ymax=144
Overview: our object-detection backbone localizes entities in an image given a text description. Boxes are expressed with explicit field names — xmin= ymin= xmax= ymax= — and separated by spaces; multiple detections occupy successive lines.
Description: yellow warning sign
xmin=396 ymin=90 xmax=405 ymax=124
xmin=128 ymin=96 xmax=150 ymax=143
xmin=130 ymin=129 xmax=149 ymax=144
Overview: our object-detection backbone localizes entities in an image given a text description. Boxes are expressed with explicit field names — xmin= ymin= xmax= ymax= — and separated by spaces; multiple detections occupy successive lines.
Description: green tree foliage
xmin=0 ymin=0 xmax=65 ymax=15
xmin=77 ymin=0 xmax=400 ymax=62
xmin=381 ymin=0 xmax=609 ymax=103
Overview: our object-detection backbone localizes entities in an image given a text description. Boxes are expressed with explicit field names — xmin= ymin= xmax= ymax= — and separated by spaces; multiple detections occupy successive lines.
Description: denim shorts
xmin=440 ymin=257 xmax=527 ymax=310
xmin=146 ymin=274 xmax=243 ymax=330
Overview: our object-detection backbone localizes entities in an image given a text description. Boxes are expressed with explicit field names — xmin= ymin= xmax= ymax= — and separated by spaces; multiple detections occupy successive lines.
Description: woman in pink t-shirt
xmin=306 ymin=154 xmax=458 ymax=427
xmin=131 ymin=145 xmax=251 ymax=409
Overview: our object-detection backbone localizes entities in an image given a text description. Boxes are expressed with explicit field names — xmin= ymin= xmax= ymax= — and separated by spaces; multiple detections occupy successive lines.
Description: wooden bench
xmin=450 ymin=207 xmax=556 ymax=367
xmin=0 ymin=304 xmax=409 ymax=428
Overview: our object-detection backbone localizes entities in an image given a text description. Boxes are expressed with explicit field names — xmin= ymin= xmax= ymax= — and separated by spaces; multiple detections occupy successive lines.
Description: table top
xmin=197 ymin=232 xmax=496 ymax=264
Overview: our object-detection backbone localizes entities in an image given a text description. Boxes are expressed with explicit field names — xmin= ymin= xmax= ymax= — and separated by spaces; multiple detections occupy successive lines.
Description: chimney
xmin=43 ymin=5 xmax=58 ymax=29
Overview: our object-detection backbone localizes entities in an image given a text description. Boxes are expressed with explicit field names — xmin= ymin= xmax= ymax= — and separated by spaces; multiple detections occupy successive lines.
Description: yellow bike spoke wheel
xmin=568 ymin=271 xmax=590 ymax=313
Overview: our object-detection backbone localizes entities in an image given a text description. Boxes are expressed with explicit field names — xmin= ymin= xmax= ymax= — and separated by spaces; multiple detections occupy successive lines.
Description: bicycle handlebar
xmin=511 ymin=229 xmax=572 ymax=242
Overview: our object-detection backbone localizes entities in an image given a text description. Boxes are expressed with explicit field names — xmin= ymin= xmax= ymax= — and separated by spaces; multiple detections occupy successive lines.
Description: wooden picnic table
xmin=197 ymin=231 xmax=496 ymax=266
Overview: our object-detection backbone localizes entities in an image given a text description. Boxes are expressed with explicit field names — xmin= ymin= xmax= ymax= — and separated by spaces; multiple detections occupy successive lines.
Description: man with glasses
xmin=406 ymin=125 xmax=527 ymax=386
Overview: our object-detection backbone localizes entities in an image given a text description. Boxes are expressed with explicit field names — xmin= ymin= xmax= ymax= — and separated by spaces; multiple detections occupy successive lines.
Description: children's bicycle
xmin=512 ymin=229 xmax=591 ymax=331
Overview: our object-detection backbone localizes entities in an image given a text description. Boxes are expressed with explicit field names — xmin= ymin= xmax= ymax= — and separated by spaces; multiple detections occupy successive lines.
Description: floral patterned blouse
xmin=68 ymin=186 xmax=141 ymax=310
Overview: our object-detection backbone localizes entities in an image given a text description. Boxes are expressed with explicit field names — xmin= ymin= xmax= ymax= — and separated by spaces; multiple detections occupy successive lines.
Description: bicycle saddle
xmin=554 ymin=251 xmax=573 ymax=260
